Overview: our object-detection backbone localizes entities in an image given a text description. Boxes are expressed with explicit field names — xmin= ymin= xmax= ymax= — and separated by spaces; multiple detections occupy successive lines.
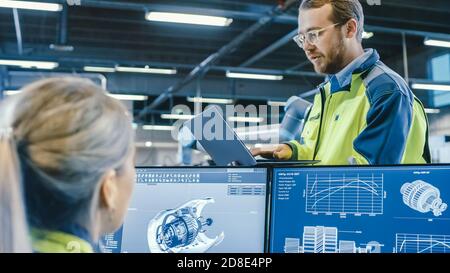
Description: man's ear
xmin=99 ymin=169 xmax=118 ymax=210
xmin=344 ymin=18 xmax=358 ymax=39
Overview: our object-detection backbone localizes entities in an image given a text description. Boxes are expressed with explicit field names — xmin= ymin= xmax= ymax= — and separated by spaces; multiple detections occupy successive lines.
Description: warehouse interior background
xmin=0 ymin=0 xmax=449 ymax=165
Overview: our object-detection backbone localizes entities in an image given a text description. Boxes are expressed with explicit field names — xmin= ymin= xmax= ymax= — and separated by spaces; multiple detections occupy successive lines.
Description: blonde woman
xmin=0 ymin=77 xmax=135 ymax=253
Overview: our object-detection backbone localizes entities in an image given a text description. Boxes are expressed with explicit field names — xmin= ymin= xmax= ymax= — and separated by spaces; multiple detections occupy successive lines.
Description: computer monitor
xmin=102 ymin=167 xmax=268 ymax=253
xmin=269 ymin=165 xmax=450 ymax=253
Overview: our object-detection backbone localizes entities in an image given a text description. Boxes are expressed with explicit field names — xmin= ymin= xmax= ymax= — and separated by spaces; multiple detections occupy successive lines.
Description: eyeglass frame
xmin=293 ymin=22 xmax=343 ymax=49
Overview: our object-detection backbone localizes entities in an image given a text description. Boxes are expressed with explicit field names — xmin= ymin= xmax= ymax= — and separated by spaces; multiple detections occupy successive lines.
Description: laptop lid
xmin=184 ymin=105 xmax=257 ymax=166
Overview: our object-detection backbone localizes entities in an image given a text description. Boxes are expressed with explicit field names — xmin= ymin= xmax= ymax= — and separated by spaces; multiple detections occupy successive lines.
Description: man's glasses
xmin=293 ymin=23 xmax=341 ymax=49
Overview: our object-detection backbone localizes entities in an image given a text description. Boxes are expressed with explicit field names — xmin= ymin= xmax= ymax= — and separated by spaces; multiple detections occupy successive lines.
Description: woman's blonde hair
xmin=0 ymin=77 xmax=134 ymax=252
xmin=0 ymin=126 xmax=30 ymax=252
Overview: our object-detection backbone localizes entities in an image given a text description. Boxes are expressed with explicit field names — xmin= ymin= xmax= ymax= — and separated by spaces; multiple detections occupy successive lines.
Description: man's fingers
xmin=273 ymin=150 xmax=287 ymax=160
xmin=273 ymin=144 xmax=292 ymax=160
xmin=273 ymin=150 xmax=281 ymax=159
xmin=250 ymin=147 xmax=261 ymax=156
xmin=252 ymin=144 xmax=292 ymax=159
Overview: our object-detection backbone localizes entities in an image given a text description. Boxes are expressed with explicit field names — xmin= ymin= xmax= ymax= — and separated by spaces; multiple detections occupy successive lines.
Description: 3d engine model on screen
xmin=400 ymin=180 xmax=448 ymax=217
xmin=147 ymin=198 xmax=225 ymax=253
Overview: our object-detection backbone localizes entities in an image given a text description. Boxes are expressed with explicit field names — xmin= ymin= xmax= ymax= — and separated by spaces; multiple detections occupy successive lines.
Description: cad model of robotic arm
xmin=147 ymin=198 xmax=225 ymax=253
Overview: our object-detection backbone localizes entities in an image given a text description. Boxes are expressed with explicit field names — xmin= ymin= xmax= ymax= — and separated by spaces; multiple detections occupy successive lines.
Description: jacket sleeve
xmin=283 ymin=139 xmax=315 ymax=160
xmin=282 ymin=92 xmax=322 ymax=161
xmin=353 ymin=90 xmax=413 ymax=164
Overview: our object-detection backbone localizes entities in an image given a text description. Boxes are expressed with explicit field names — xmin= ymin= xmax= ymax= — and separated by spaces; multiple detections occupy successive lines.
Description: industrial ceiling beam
xmin=137 ymin=0 xmax=299 ymax=119
xmin=286 ymin=60 xmax=311 ymax=72
xmin=239 ymin=28 xmax=298 ymax=67
xmin=59 ymin=4 xmax=68 ymax=45
xmin=49 ymin=3 xmax=74 ymax=52
xmin=12 ymin=8 xmax=23 ymax=55
xmin=365 ymin=25 xmax=450 ymax=41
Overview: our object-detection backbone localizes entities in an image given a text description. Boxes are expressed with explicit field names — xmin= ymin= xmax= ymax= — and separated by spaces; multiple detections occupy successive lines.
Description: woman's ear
xmin=99 ymin=169 xmax=118 ymax=210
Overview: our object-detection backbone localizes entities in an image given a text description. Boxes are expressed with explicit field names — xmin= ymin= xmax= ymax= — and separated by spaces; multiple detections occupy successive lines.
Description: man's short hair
xmin=300 ymin=0 xmax=365 ymax=42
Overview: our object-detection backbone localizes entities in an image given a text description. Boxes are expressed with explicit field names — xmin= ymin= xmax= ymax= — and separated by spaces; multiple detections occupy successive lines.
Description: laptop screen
xmin=269 ymin=165 xmax=450 ymax=253
xmin=102 ymin=167 xmax=268 ymax=253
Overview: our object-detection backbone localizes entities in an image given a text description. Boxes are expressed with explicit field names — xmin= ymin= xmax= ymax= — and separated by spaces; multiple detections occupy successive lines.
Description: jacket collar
xmin=325 ymin=48 xmax=379 ymax=94
xmin=31 ymin=227 xmax=94 ymax=253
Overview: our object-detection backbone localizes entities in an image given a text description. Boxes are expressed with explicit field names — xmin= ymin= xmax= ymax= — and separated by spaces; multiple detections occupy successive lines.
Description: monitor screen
xmin=269 ymin=165 xmax=450 ymax=253
xmin=102 ymin=167 xmax=268 ymax=253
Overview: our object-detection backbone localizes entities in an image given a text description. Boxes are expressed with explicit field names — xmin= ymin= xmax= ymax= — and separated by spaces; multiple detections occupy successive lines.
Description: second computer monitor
xmin=269 ymin=165 xmax=450 ymax=253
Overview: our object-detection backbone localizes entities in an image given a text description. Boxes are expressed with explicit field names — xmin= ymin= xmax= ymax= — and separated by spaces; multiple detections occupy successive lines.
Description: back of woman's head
xmin=0 ymin=77 xmax=134 ymax=250
xmin=0 ymin=125 xmax=30 ymax=252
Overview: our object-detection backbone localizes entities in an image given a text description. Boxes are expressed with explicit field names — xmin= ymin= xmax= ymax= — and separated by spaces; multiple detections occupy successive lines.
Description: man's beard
xmin=319 ymin=36 xmax=346 ymax=75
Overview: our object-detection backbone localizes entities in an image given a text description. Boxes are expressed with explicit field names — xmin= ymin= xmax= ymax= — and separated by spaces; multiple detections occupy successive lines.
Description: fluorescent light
xmin=228 ymin=116 xmax=264 ymax=123
xmin=115 ymin=65 xmax=176 ymax=75
xmin=146 ymin=12 xmax=233 ymax=27
xmin=142 ymin=125 xmax=175 ymax=131
xmin=362 ymin=31 xmax=374 ymax=39
xmin=0 ymin=0 xmax=62 ymax=11
xmin=412 ymin=83 xmax=450 ymax=92
xmin=161 ymin=114 xmax=195 ymax=120
xmin=144 ymin=141 xmax=153 ymax=147
xmin=424 ymin=38 xmax=450 ymax=48
xmin=0 ymin=59 xmax=58 ymax=69
xmin=4 ymin=89 xmax=148 ymax=101
xmin=425 ymin=108 xmax=441 ymax=114
xmin=108 ymin=94 xmax=148 ymax=101
xmin=267 ymin=100 xmax=287 ymax=107
xmin=226 ymin=71 xmax=283 ymax=81
xmin=187 ymin=97 xmax=233 ymax=104
xmin=3 ymin=90 xmax=21 ymax=96
xmin=84 ymin=66 xmax=115 ymax=73
xmin=132 ymin=123 xmax=138 ymax=130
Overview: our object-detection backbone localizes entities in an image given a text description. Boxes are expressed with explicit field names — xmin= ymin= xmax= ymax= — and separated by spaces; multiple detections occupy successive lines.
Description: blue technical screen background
xmin=269 ymin=165 xmax=450 ymax=253
xmin=101 ymin=167 xmax=268 ymax=253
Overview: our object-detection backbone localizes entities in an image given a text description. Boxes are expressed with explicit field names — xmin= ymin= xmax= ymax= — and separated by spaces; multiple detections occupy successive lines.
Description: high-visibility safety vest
xmin=286 ymin=49 xmax=431 ymax=165
xmin=31 ymin=228 xmax=94 ymax=253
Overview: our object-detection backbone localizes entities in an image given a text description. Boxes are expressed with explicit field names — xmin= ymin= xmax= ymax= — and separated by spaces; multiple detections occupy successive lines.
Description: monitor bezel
xmin=267 ymin=163 xmax=450 ymax=253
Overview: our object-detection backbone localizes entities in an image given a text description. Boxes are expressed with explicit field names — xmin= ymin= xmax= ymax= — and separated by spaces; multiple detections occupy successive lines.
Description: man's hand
xmin=251 ymin=144 xmax=293 ymax=160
